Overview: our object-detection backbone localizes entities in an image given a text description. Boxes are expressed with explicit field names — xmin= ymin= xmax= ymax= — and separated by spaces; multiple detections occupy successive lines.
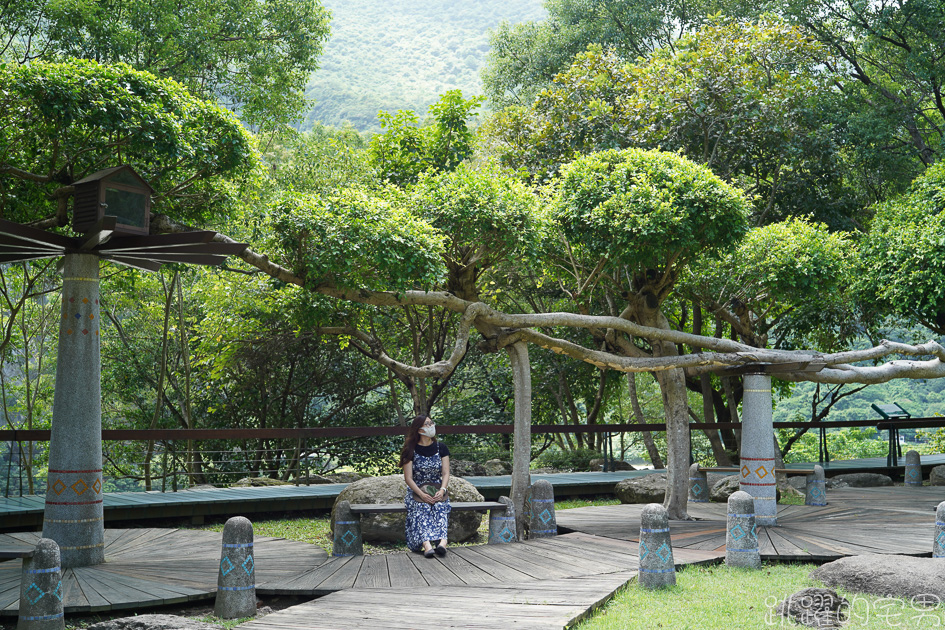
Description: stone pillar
xmin=332 ymin=501 xmax=362 ymax=557
xmin=740 ymin=374 xmax=777 ymax=526
xmin=18 ymin=539 xmax=63 ymax=630
xmin=488 ymin=496 xmax=517 ymax=544
xmin=214 ymin=516 xmax=256 ymax=619
xmin=43 ymin=254 xmax=104 ymax=568
xmin=905 ymin=450 xmax=922 ymax=486
xmin=805 ymin=465 xmax=827 ymax=506
xmin=688 ymin=463 xmax=709 ymax=503
xmin=638 ymin=504 xmax=675 ymax=588
xmin=527 ymin=480 xmax=556 ymax=539
xmin=934 ymin=502 xmax=945 ymax=558
xmin=726 ymin=491 xmax=761 ymax=569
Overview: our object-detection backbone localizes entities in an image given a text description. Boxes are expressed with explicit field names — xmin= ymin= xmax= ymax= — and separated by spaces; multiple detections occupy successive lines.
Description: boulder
xmin=450 ymin=460 xmax=488 ymax=477
xmin=297 ymin=474 xmax=333 ymax=484
xmin=828 ymin=473 xmax=892 ymax=488
xmin=232 ymin=476 xmax=289 ymax=487
xmin=775 ymin=587 xmax=849 ymax=628
xmin=589 ymin=459 xmax=635 ymax=471
xmin=812 ymin=555 xmax=945 ymax=606
xmin=483 ymin=459 xmax=512 ymax=476
xmin=323 ymin=472 xmax=370 ymax=484
xmin=615 ymin=473 xmax=666 ymax=503
xmin=86 ymin=615 xmax=221 ymax=630
xmin=930 ymin=465 xmax=945 ymax=486
xmin=710 ymin=475 xmax=784 ymax=502
xmin=331 ymin=475 xmax=484 ymax=543
xmin=710 ymin=475 xmax=741 ymax=502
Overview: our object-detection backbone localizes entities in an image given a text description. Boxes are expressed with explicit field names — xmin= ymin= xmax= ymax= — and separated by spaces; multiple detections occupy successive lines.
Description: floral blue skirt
xmin=405 ymin=451 xmax=451 ymax=551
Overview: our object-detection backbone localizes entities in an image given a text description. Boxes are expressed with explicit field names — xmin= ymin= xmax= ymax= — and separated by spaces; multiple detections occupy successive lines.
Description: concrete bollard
xmin=638 ymin=503 xmax=675 ymax=589
xmin=332 ymin=500 xmax=363 ymax=557
xmin=934 ymin=502 xmax=945 ymax=558
xmin=741 ymin=374 xmax=777 ymax=526
xmin=215 ymin=516 xmax=256 ymax=619
xmin=18 ymin=539 xmax=63 ymax=630
xmin=905 ymin=450 xmax=922 ymax=486
xmin=726 ymin=491 xmax=761 ymax=569
xmin=488 ymin=496 xmax=518 ymax=544
xmin=689 ymin=463 xmax=709 ymax=503
xmin=528 ymin=480 xmax=557 ymax=539
xmin=805 ymin=464 xmax=827 ymax=506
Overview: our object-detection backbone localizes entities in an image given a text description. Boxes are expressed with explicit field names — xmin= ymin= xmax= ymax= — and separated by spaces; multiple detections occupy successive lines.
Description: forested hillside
xmin=301 ymin=0 xmax=545 ymax=132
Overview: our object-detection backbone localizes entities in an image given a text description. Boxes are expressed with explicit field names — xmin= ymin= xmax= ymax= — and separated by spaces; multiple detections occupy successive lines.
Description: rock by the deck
xmin=710 ymin=475 xmax=740 ymax=502
xmin=589 ymin=459 xmax=635 ymax=471
xmin=615 ymin=473 xmax=666 ymax=503
xmin=450 ymin=460 xmax=488 ymax=477
xmin=776 ymin=588 xmax=849 ymax=628
xmin=232 ymin=477 xmax=290 ymax=487
xmin=930 ymin=465 xmax=945 ymax=486
xmin=828 ymin=473 xmax=892 ymax=488
xmin=86 ymin=615 xmax=222 ymax=630
xmin=811 ymin=555 xmax=945 ymax=605
xmin=331 ymin=475 xmax=483 ymax=543
xmin=483 ymin=459 xmax=512 ymax=476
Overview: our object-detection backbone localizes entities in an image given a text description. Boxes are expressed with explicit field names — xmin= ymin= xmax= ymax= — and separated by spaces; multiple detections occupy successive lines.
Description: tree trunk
xmin=505 ymin=340 xmax=531 ymax=539
xmin=655 ymin=366 xmax=691 ymax=520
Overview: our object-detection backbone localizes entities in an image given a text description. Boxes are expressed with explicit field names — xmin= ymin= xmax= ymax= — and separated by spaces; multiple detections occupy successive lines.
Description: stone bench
xmin=0 ymin=548 xmax=34 ymax=561
xmin=333 ymin=498 xmax=517 ymax=556
xmin=691 ymin=464 xmax=826 ymax=506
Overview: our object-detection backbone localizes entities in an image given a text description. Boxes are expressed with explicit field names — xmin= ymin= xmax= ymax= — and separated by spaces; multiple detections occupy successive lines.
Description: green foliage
xmin=552 ymin=148 xmax=751 ymax=278
xmin=367 ymin=90 xmax=484 ymax=187
xmin=0 ymin=60 xmax=259 ymax=227
xmin=687 ymin=218 xmax=857 ymax=350
xmin=534 ymin=447 xmax=603 ymax=472
xmin=856 ymin=161 xmax=945 ymax=334
xmin=483 ymin=0 xmax=767 ymax=108
xmin=1 ymin=0 xmax=331 ymax=130
xmin=777 ymin=427 xmax=889 ymax=463
xmin=267 ymin=189 xmax=447 ymax=292
xmin=301 ymin=0 xmax=545 ymax=132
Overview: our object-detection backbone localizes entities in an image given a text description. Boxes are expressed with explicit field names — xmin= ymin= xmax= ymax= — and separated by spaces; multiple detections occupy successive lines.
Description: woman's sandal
xmin=424 ymin=548 xmax=436 ymax=559
xmin=435 ymin=545 xmax=447 ymax=557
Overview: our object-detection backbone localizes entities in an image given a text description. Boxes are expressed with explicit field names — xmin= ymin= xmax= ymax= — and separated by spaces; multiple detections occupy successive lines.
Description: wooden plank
xmin=349 ymin=501 xmax=504 ymax=514
xmin=383 ymin=552 xmax=428 ymax=588
xmin=352 ymin=555 xmax=390 ymax=589
xmin=407 ymin=551 xmax=467 ymax=586
xmin=313 ymin=556 xmax=364 ymax=591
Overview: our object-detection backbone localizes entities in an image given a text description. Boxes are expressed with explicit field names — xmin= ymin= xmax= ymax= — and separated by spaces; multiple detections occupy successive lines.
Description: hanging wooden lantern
xmin=72 ymin=165 xmax=152 ymax=236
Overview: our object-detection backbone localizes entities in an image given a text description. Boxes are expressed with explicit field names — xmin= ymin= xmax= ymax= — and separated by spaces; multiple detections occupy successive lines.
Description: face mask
xmin=419 ymin=426 xmax=436 ymax=438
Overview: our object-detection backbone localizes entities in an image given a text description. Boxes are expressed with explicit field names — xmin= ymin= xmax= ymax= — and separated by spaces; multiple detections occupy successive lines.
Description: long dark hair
xmin=399 ymin=415 xmax=434 ymax=467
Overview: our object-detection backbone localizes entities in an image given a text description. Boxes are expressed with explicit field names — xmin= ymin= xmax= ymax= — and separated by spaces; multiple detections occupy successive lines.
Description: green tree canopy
xmin=0 ymin=0 xmax=330 ymax=130
xmin=856 ymin=161 xmax=945 ymax=335
xmin=0 ymin=59 xmax=258 ymax=228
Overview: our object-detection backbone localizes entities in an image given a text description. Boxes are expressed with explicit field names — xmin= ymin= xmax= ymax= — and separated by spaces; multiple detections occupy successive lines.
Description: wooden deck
xmin=556 ymin=486 xmax=944 ymax=560
xmin=245 ymin=572 xmax=637 ymax=630
xmin=0 ymin=528 xmax=327 ymax=616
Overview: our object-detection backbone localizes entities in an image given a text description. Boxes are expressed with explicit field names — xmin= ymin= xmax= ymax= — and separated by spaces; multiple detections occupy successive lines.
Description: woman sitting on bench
xmin=400 ymin=414 xmax=451 ymax=558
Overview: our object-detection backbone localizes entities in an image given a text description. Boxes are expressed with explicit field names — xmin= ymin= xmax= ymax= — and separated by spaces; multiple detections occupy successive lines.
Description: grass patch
xmin=556 ymin=497 xmax=621 ymax=510
xmin=576 ymin=562 xmax=945 ymax=630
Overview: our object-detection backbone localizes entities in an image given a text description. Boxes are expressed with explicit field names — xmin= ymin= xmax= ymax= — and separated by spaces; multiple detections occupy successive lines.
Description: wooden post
xmin=488 ymin=496 xmax=517 ymax=544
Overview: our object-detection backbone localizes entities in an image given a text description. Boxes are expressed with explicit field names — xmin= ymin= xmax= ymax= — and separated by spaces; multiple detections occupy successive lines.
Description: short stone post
xmin=17 ymin=539 xmax=63 ymax=630
xmin=726 ymin=491 xmax=761 ymax=569
xmin=527 ymin=480 xmax=557 ymax=539
xmin=488 ymin=496 xmax=518 ymax=544
xmin=905 ymin=450 xmax=922 ymax=486
xmin=332 ymin=500 xmax=363 ymax=556
xmin=215 ymin=516 xmax=255 ymax=620
xmin=689 ymin=463 xmax=709 ymax=503
xmin=638 ymin=503 xmax=675 ymax=588
xmin=805 ymin=464 xmax=827 ymax=506
xmin=934 ymin=502 xmax=945 ymax=558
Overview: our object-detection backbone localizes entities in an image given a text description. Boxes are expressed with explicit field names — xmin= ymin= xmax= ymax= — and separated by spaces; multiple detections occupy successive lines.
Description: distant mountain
xmin=300 ymin=0 xmax=546 ymax=133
